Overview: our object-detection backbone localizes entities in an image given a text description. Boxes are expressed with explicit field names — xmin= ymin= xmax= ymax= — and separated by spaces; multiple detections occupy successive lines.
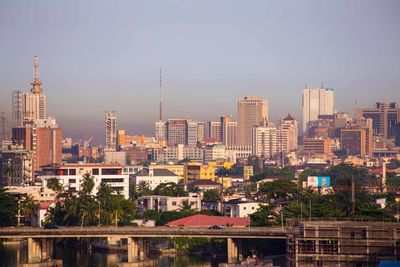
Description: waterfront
xmin=0 ymin=243 xmax=213 ymax=267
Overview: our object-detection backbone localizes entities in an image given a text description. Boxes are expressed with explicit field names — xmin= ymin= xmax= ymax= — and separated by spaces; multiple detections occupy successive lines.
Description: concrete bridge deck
xmin=0 ymin=226 xmax=288 ymax=239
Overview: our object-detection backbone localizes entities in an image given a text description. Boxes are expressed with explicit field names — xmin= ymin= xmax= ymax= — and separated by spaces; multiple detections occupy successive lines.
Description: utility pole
xmin=351 ymin=174 xmax=356 ymax=215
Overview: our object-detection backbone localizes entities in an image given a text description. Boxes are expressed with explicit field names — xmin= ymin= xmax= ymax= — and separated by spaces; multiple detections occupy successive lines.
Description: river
xmin=0 ymin=243 xmax=214 ymax=267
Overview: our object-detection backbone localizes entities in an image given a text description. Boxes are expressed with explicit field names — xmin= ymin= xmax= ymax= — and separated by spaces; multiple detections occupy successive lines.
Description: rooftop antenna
xmin=320 ymin=81 xmax=324 ymax=89
xmin=159 ymin=69 xmax=163 ymax=121
xmin=31 ymin=56 xmax=42 ymax=94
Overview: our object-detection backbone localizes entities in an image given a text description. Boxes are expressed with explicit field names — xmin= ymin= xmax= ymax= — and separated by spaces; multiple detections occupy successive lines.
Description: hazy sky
xmin=1 ymin=0 xmax=399 ymax=143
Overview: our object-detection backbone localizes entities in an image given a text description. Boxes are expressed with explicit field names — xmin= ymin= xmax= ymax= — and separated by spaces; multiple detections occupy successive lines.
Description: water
xmin=0 ymin=243 xmax=212 ymax=267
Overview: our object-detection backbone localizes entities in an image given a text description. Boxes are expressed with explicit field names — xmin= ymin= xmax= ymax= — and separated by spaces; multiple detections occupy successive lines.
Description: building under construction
xmin=287 ymin=220 xmax=400 ymax=267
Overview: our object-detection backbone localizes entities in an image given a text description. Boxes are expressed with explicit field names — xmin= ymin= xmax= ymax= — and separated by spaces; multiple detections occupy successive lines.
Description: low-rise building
xmin=137 ymin=193 xmax=201 ymax=214
xmin=223 ymin=199 xmax=261 ymax=218
xmin=39 ymin=163 xmax=129 ymax=199
xmin=131 ymin=168 xmax=179 ymax=190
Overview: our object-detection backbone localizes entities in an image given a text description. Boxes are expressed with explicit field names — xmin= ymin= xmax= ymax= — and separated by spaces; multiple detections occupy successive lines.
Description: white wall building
xmin=137 ymin=193 xmax=201 ymax=213
xmin=303 ymin=86 xmax=334 ymax=136
xmin=131 ymin=168 xmax=179 ymax=190
xmin=39 ymin=163 xmax=129 ymax=199
xmin=252 ymin=126 xmax=278 ymax=159
xmin=223 ymin=200 xmax=261 ymax=218
xmin=204 ymin=144 xmax=226 ymax=163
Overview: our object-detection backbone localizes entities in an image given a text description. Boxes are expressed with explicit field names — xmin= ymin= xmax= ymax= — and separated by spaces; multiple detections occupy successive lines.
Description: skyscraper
xmin=356 ymin=102 xmax=400 ymax=140
xmin=278 ymin=114 xmax=298 ymax=153
xmin=302 ymin=85 xmax=334 ymax=136
xmin=166 ymin=119 xmax=188 ymax=146
xmin=12 ymin=56 xmax=46 ymax=126
xmin=252 ymin=125 xmax=277 ymax=159
xmin=105 ymin=111 xmax=117 ymax=150
xmin=12 ymin=118 xmax=62 ymax=177
xmin=237 ymin=96 xmax=268 ymax=145
xmin=220 ymin=116 xmax=238 ymax=146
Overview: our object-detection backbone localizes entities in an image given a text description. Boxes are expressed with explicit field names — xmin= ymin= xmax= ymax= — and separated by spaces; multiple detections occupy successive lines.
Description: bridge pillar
xmin=28 ymin=238 xmax=41 ymax=263
xmin=138 ymin=237 xmax=148 ymax=260
xmin=227 ymin=238 xmax=238 ymax=263
xmin=127 ymin=237 xmax=139 ymax=262
xmin=237 ymin=239 xmax=244 ymax=262
xmin=41 ymin=238 xmax=54 ymax=261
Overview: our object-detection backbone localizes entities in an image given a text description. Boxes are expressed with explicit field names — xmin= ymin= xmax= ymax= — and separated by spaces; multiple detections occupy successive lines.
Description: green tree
xmin=46 ymin=177 xmax=63 ymax=193
xmin=143 ymin=210 xmax=161 ymax=221
xmin=179 ymin=199 xmax=194 ymax=213
xmin=136 ymin=180 xmax=153 ymax=197
xmin=154 ymin=182 xmax=187 ymax=197
xmin=258 ymin=179 xmax=297 ymax=201
xmin=2 ymin=159 xmax=16 ymax=186
xmin=250 ymin=204 xmax=278 ymax=226
xmin=80 ymin=173 xmax=95 ymax=196
xmin=19 ymin=194 xmax=39 ymax=226
xmin=203 ymin=189 xmax=221 ymax=201
xmin=0 ymin=187 xmax=18 ymax=226
xmin=156 ymin=211 xmax=186 ymax=226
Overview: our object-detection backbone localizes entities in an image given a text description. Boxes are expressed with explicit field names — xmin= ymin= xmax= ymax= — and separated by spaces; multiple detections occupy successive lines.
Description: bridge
xmin=0 ymin=226 xmax=288 ymax=265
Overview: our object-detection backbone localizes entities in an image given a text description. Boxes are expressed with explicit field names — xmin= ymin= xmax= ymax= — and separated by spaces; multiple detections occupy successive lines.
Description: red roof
xmin=39 ymin=201 xmax=54 ymax=210
xmin=166 ymin=214 xmax=249 ymax=227
xmin=371 ymin=168 xmax=395 ymax=174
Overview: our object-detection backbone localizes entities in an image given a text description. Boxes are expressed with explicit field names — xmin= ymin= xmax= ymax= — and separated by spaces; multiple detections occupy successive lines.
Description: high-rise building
xmin=238 ymin=96 xmax=268 ymax=145
xmin=167 ymin=119 xmax=188 ymax=146
xmin=341 ymin=128 xmax=373 ymax=158
xmin=12 ymin=118 xmax=62 ymax=177
xmin=155 ymin=121 xmax=167 ymax=141
xmin=196 ymin=121 xmax=206 ymax=143
xmin=252 ymin=125 xmax=277 ymax=159
xmin=186 ymin=121 xmax=198 ymax=147
xmin=220 ymin=116 xmax=238 ymax=146
xmin=208 ymin=121 xmax=221 ymax=141
xmin=356 ymin=102 xmax=400 ymax=140
xmin=12 ymin=56 xmax=47 ymax=127
xmin=303 ymin=137 xmax=332 ymax=160
xmin=278 ymin=114 xmax=298 ymax=153
xmin=302 ymin=86 xmax=334 ymax=136
xmin=395 ymin=123 xmax=400 ymax=147
xmin=105 ymin=111 xmax=117 ymax=150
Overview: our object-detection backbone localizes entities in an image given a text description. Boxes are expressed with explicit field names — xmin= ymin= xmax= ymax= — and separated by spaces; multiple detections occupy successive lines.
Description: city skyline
xmin=1 ymin=1 xmax=399 ymax=143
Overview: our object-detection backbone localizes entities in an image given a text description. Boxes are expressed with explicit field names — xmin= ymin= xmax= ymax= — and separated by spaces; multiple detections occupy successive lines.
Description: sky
xmin=0 ymin=0 xmax=399 ymax=144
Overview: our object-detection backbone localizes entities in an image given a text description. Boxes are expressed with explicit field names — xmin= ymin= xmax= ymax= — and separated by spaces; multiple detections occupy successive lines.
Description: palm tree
xmin=2 ymin=159 xmax=16 ymax=186
xmin=19 ymin=194 xmax=39 ymax=226
xmin=179 ymin=199 xmax=194 ymax=213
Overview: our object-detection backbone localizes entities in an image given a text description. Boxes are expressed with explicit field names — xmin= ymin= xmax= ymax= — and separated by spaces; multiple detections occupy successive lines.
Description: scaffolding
xmin=287 ymin=220 xmax=400 ymax=267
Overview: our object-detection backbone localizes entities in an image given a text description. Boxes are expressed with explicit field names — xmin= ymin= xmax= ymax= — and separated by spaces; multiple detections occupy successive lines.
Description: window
xmin=102 ymin=178 xmax=124 ymax=183
xmin=92 ymin=168 xmax=99 ymax=175
xmin=69 ymin=179 xmax=76 ymax=184
xmin=69 ymin=169 xmax=76 ymax=175
xmin=172 ymin=201 xmax=177 ymax=206
xmin=243 ymin=207 xmax=247 ymax=210
xmin=102 ymin=168 xmax=121 ymax=175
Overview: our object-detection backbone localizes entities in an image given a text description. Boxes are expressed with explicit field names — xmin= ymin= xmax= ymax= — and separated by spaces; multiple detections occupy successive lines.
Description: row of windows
xmin=51 ymin=168 xmax=121 ymax=176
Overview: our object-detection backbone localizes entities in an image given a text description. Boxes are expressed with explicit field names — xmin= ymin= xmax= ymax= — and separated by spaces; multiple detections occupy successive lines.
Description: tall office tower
xmin=12 ymin=118 xmax=62 ymax=177
xmin=155 ymin=121 xmax=167 ymax=141
xmin=167 ymin=119 xmax=187 ymax=146
xmin=302 ymin=85 xmax=334 ymax=136
xmin=186 ymin=121 xmax=198 ymax=147
xmin=395 ymin=123 xmax=400 ymax=147
xmin=278 ymin=114 xmax=298 ymax=153
xmin=252 ymin=125 xmax=277 ymax=159
xmin=220 ymin=116 xmax=238 ymax=146
xmin=208 ymin=121 xmax=221 ymax=141
xmin=356 ymin=102 xmax=400 ymax=140
xmin=12 ymin=56 xmax=47 ymax=126
xmin=238 ymin=96 xmax=268 ymax=145
xmin=196 ymin=121 xmax=206 ymax=143
xmin=340 ymin=118 xmax=373 ymax=158
xmin=105 ymin=111 xmax=117 ymax=150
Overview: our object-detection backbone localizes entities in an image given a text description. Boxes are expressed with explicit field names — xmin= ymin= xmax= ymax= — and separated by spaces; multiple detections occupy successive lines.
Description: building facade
xmin=302 ymin=86 xmax=334 ymax=136
xmin=238 ymin=96 xmax=268 ymax=145
xmin=252 ymin=126 xmax=277 ymax=159
xmin=105 ymin=111 xmax=117 ymax=150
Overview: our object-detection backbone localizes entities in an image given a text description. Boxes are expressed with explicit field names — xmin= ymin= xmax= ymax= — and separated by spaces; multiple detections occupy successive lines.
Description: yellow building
xmin=184 ymin=163 xmax=216 ymax=182
xmin=151 ymin=164 xmax=185 ymax=178
xmin=215 ymin=176 xmax=233 ymax=188
xmin=243 ymin=165 xmax=253 ymax=180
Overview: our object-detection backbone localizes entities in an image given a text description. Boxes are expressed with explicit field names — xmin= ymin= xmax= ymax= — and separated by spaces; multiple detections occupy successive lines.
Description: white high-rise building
xmin=238 ymin=96 xmax=268 ymax=146
xmin=278 ymin=114 xmax=298 ymax=153
xmin=302 ymin=86 xmax=334 ymax=136
xmin=12 ymin=56 xmax=46 ymax=127
xmin=197 ymin=121 xmax=206 ymax=143
xmin=105 ymin=111 xmax=117 ymax=150
xmin=155 ymin=121 xmax=167 ymax=141
xmin=252 ymin=125 xmax=277 ymax=159
xmin=186 ymin=121 xmax=198 ymax=147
